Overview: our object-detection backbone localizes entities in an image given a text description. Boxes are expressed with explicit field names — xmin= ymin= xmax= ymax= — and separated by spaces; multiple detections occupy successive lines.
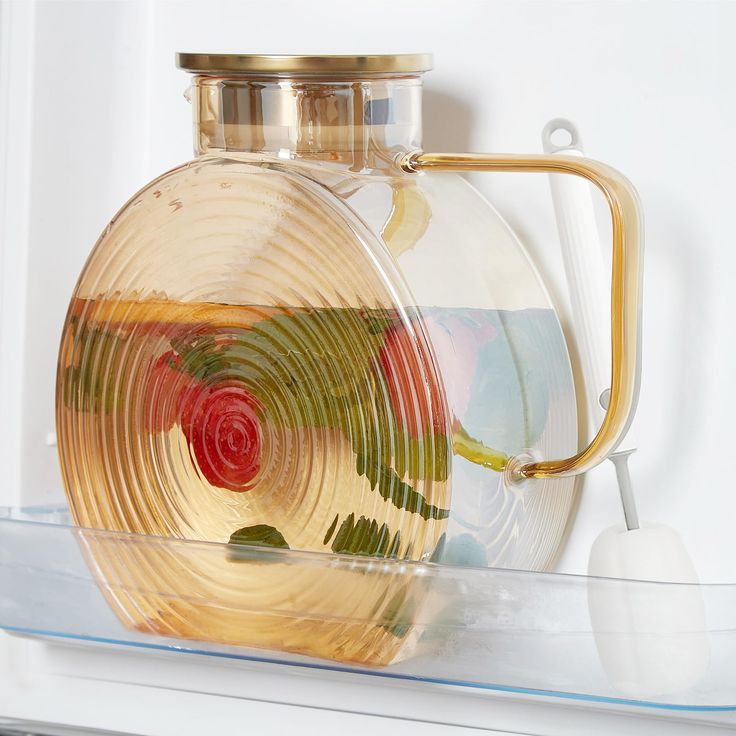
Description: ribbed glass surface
xmin=56 ymin=155 xmax=577 ymax=664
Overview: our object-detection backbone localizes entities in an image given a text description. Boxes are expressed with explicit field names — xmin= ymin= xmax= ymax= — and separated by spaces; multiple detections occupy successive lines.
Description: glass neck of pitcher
xmin=188 ymin=74 xmax=423 ymax=171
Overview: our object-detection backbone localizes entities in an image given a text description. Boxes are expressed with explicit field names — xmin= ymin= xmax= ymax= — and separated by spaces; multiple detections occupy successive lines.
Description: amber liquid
xmin=57 ymin=296 xmax=560 ymax=664
xmin=58 ymin=296 xmax=450 ymax=552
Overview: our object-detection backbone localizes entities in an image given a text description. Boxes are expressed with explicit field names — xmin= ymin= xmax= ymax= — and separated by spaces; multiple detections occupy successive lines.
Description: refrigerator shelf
xmin=1 ymin=505 xmax=734 ymax=723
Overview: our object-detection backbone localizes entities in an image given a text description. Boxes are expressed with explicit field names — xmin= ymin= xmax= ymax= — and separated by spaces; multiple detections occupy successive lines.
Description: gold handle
xmin=399 ymin=151 xmax=643 ymax=481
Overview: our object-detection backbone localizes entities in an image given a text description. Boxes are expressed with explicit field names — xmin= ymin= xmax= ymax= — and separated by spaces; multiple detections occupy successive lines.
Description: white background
xmin=2 ymin=0 xmax=736 ymax=581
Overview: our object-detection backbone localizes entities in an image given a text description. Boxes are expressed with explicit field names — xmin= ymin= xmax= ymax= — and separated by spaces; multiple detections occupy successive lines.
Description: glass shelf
xmin=1 ymin=505 xmax=735 ymax=723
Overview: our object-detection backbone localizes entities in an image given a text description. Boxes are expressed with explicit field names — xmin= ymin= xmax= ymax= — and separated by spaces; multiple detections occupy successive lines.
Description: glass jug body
xmin=58 ymin=61 xmax=578 ymax=572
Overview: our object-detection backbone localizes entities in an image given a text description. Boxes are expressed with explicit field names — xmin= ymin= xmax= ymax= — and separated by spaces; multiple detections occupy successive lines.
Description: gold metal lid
xmin=175 ymin=52 xmax=433 ymax=76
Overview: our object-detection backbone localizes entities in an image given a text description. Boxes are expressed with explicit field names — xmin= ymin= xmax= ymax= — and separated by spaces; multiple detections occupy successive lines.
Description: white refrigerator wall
xmin=2 ymin=0 xmax=735 ymax=579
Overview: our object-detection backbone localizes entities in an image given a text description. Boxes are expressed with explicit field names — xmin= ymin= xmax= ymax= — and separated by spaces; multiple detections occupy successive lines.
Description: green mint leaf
xmin=62 ymin=324 xmax=130 ymax=414
xmin=322 ymin=514 xmax=340 ymax=545
xmin=355 ymin=452 xmax=449 ymax=521
xmin=229 ymin=524 xmax=290 ymax=549
xmin=330 ymin=514 xmax=401 ymax=558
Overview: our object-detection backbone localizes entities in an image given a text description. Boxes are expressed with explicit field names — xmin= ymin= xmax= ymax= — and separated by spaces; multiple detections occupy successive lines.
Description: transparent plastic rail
xmin=1 ymin=506 xmax=735 ymax=722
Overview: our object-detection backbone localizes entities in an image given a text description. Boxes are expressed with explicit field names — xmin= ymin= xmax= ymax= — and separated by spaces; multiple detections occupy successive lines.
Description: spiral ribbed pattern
xmin=58 ymin=158 xmax=449 ymax=551
xmin=57 ymin=158 xmax=454 ymax=664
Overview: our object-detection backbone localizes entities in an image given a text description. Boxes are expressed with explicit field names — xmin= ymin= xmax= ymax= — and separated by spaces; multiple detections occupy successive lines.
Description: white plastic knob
xmin=588 ymin=523 xmax=710 ymax=698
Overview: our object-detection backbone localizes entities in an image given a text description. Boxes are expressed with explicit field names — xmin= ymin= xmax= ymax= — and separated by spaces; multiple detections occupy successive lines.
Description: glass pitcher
xmin=56 ymin=53 xmax=642 ymax=664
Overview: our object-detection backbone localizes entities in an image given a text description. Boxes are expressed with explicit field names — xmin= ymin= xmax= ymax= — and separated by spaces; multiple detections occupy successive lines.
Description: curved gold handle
xmin=399 ymin=151 xmax=643 ymax=481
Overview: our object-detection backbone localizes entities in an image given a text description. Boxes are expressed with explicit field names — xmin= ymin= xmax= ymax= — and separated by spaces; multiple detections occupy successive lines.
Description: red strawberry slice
xmin=378 ymin=322 xmax=447 ymax=439
xmin=181 ymin=382 xmax=263 ymax=492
